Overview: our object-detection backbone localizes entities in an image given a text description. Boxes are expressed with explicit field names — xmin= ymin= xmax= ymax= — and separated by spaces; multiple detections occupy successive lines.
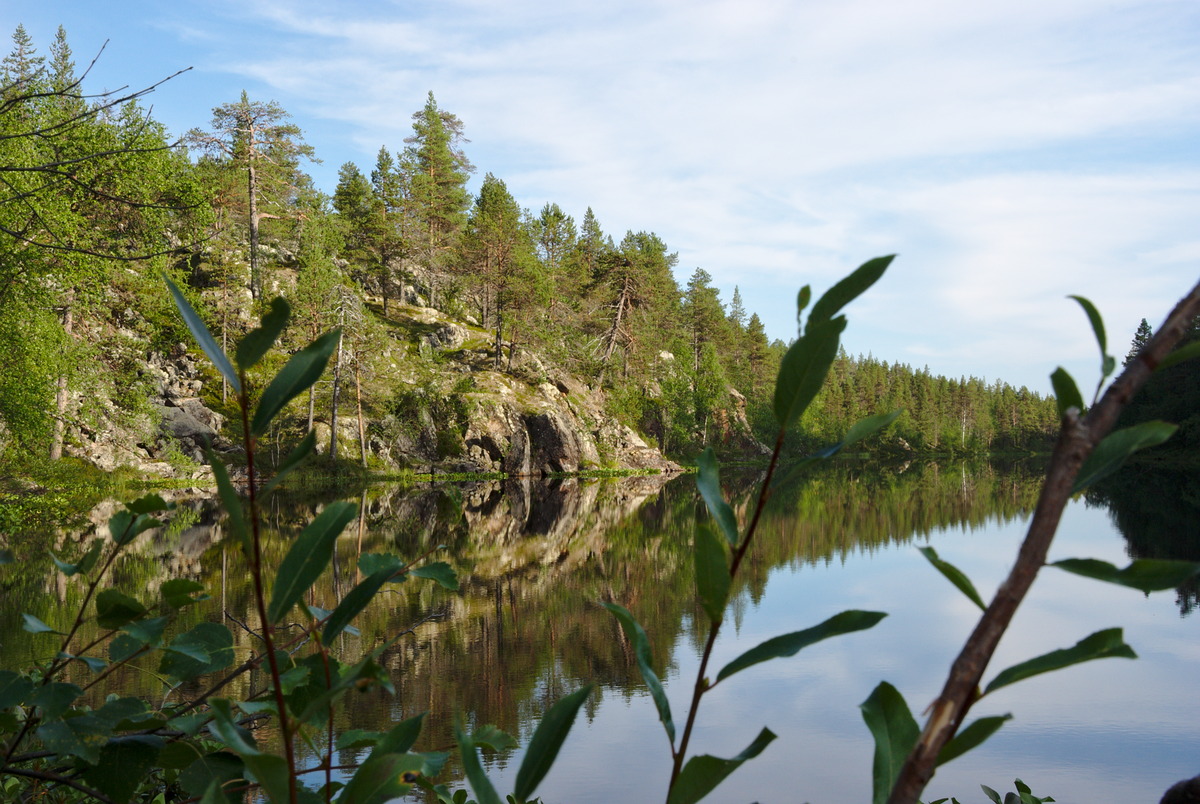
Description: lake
xmin=4 ymin=460 xmax=1197 ymax=802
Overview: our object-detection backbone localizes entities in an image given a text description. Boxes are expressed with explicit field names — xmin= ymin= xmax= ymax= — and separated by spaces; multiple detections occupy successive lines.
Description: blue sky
xmin=8 ymin=0 xmax=1199 ymax=393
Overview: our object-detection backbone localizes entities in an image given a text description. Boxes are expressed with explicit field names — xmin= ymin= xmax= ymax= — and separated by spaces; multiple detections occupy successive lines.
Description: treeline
xmin=0 ymin=25 xmax=1061 ymax=467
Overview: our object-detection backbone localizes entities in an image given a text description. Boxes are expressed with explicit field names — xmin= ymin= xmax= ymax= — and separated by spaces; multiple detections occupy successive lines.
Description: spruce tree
xmin=1125 ymin=318 xmax=1153 ymax=365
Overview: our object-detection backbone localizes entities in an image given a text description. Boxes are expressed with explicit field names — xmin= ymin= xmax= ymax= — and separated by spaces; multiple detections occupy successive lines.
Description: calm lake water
xmin=5 ymin=460 xmax=1198 ymax=802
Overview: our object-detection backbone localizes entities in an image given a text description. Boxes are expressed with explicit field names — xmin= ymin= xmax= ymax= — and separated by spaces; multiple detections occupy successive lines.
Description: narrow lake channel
xmin=5 ymin=460 xmax=1197 ymax=802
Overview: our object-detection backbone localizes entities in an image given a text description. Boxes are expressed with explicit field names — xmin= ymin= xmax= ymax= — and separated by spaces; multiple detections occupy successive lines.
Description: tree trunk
xmin=329 ymin=326 xmax=344 ymax=461
xmin=355 ymin=355 xmax=367 ymax=470
xmin=49 ymin=289 xmax=74 ymax=460
xmin=248 ymin=156 xmax=261 ymax=300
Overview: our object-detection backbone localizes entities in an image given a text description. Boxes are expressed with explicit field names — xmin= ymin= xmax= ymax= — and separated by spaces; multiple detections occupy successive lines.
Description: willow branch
xmin=888 ymin=278 xmax=1200 ymax=804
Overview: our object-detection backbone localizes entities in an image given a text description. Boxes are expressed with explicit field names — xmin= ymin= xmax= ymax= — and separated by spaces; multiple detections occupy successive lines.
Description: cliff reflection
xmin=1 ymin=459 xmax=1050 ymax=788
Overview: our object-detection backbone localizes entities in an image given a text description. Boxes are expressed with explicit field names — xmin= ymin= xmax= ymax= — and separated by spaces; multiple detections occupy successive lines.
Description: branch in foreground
xmin=887 ymin=278 xmax=1200 ymax=804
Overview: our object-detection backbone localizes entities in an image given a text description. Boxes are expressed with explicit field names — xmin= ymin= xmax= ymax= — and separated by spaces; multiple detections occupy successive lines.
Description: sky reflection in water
xmin=492 ymin=499 xmax=1199 ymax=804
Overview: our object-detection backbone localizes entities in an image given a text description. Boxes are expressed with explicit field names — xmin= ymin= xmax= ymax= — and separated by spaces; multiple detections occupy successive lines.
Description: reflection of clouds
xmin=512 ymin=499 xmax=1198 ymax=803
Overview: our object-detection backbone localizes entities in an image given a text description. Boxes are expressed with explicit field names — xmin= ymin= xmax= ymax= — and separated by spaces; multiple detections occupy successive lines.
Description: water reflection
xmin=1088 ymin=462 xmax=1200 ymax=615
xmin=5 ymin=458 xmax=1196 ymax=801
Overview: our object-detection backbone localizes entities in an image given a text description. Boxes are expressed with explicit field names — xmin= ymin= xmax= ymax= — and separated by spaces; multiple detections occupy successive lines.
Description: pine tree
xmin=462 ymin=173 xmax=544 ymax=367
xmin=187 ymin=92 xmax=316 ymax=299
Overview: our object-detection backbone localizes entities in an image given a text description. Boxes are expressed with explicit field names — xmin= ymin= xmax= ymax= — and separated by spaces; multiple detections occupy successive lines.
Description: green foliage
xmin=862 ymin=682 xmax=920 ymax=804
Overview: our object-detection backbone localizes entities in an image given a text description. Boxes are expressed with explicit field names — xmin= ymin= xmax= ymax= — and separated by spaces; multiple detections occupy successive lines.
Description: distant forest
xmin=0 ymin=25 xmax=1073 ymax=466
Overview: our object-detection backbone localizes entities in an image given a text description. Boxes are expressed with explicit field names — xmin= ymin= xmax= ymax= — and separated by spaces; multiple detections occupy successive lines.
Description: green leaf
xmin=95 ymin=696 xmax=151 ymax=728
xmin=1049 ymin=368 xmax=1084 ymax=418
xmin=22 ymin=613 xmax=61 ymax=634
xmin=717 ymin=610 xmax=886 ymax=683
xmin=1158 ymin=340 xmax=1200 ymax=372
xmin=260 ymin=430 xmax=317 ymax=496
xmin=235 ymin=297 xmax=290 ymax=371
xmin=164 ymin=275 xmax=241 ymax=395
xmin=159 ymin=622 xmax=234 ymax=681
xmin=207 ymin=699 xmax=292 ymax=804
xmin=918 ymin=546 xmax=987 ymax=611
xmin=602 ymin=602 xmax=675 ymax=744
xmin=937 ymin=714 xmax=1012 ymax=766
xmin=982 ymin=785 xmax=1003 ymax=804
xmin=0 ymin=671 xmax=33 ymax=709
xmin=29 ymin=682 xmax=82 ymax=719
xmin=166 ymin=712 xmax=211 ymax=738
xmin=1050 ymin=557 xmax=1200 ymax=593
xmin=250 ymin=329 xmax=341 ymax=437
xmin=178 ymin=751 xmax=246 ymax=804
xmin=294 ymin=655 xmax=392 ymax=724
xmin=861 ymin=681 xmax=920 ymax=804
xmin=126 ymin=493 xmax=171 ymax=515
xmin=1068 ymin=295 xmax=1110 ymax=371
xmin=199 ymin=780 xmax=226 ymax=804
xmin=162 ymin=578 xmax=209 ymax=609
xmin=51 ymin=541 xmax=103 ymax=577
xmin=694 ymin=522 xmax=731 ymax=625
xmin=72 ymin=655 xmax=108 ymax=673
xmin=358 ymin=552 xmax=405 ymax=577
xmin=411 ymin=561 xmax=459 ymax=590
xmin=268 ymin=500 xmax=357 ymax=624
xmin=36 ymin=715 xmax=110 ymax=764
xmin=773 ymin=411 xmax=904 ymax=490
xmin=471 ymin=724 xmax=517 ymax=752
xmin=122 ymin=615 xmax=169 ymax=646
xmin=513 ymin=685 xmax=593 ymax=802
xmin=109 ymin=634 xmax=147 ymax=664
xmin=107 ymin=510 xmax=160 ymax=546
xmin=339 ymin=752 xmax=423 ymax=804
xmin=1072 ymin=421 xmax=1177 ymax=493
xmin=696 ymin=448 xmax=738 ymax=546
xmin=244 ymin=750 xmax=293 ymax=803
xmin=96 ymin=589 xmax=148 ymax=629
xmin=773 ymin=316 xmax=846 ymax=429
xmin=842 ymin=409 xmax=903 ymax=448
xmin=984 ymin=628 xmax=1136 ymax=696
xmin=336 ymin=729 xmax=385 ymax=751
xmin=807 ymin=255 xmax=894 ymax=332
xmin=81 ymin=736 xmax=164 ymax=802
xmin=365 ymin=713 xmax=427 ymax=760
xmin=795 ymin=285 xmax=812 ymax=327
xmin=455 ymin=722 xmax=505 ymax=804
xmin=323 ymin=567 xmax=398 ymax=644
xmin=208 ymin=453 xmax=248 ymax=554
xmin=666 ymin=727 xmax=776 ymax=804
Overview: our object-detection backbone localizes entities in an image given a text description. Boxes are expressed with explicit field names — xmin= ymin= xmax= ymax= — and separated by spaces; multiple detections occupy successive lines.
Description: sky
xmin=7 ymin=0 xmax=1199 ymax=393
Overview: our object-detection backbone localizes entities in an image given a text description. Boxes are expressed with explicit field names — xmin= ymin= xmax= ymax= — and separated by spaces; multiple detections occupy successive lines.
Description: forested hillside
xmin=0 ymin=26 xmax=1061 ymax=480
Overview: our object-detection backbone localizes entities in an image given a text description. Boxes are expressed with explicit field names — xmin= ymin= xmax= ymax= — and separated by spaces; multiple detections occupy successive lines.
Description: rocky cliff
xmin=61 ymin=286 xmax=691 ymax=478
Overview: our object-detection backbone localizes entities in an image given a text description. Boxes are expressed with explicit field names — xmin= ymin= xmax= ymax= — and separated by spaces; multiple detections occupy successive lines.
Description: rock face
xmin=450 ymin=371 xmax=678 ymax=477
xmin=63 ymin=289 xmax=680 ymax=478
xmin=363 ymin=304 xmax=682 ymax=477
xmin=146 ymin=346 xmax=230 ymax=464
xmin=65 ymin=343 xmax=228 ymax=478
